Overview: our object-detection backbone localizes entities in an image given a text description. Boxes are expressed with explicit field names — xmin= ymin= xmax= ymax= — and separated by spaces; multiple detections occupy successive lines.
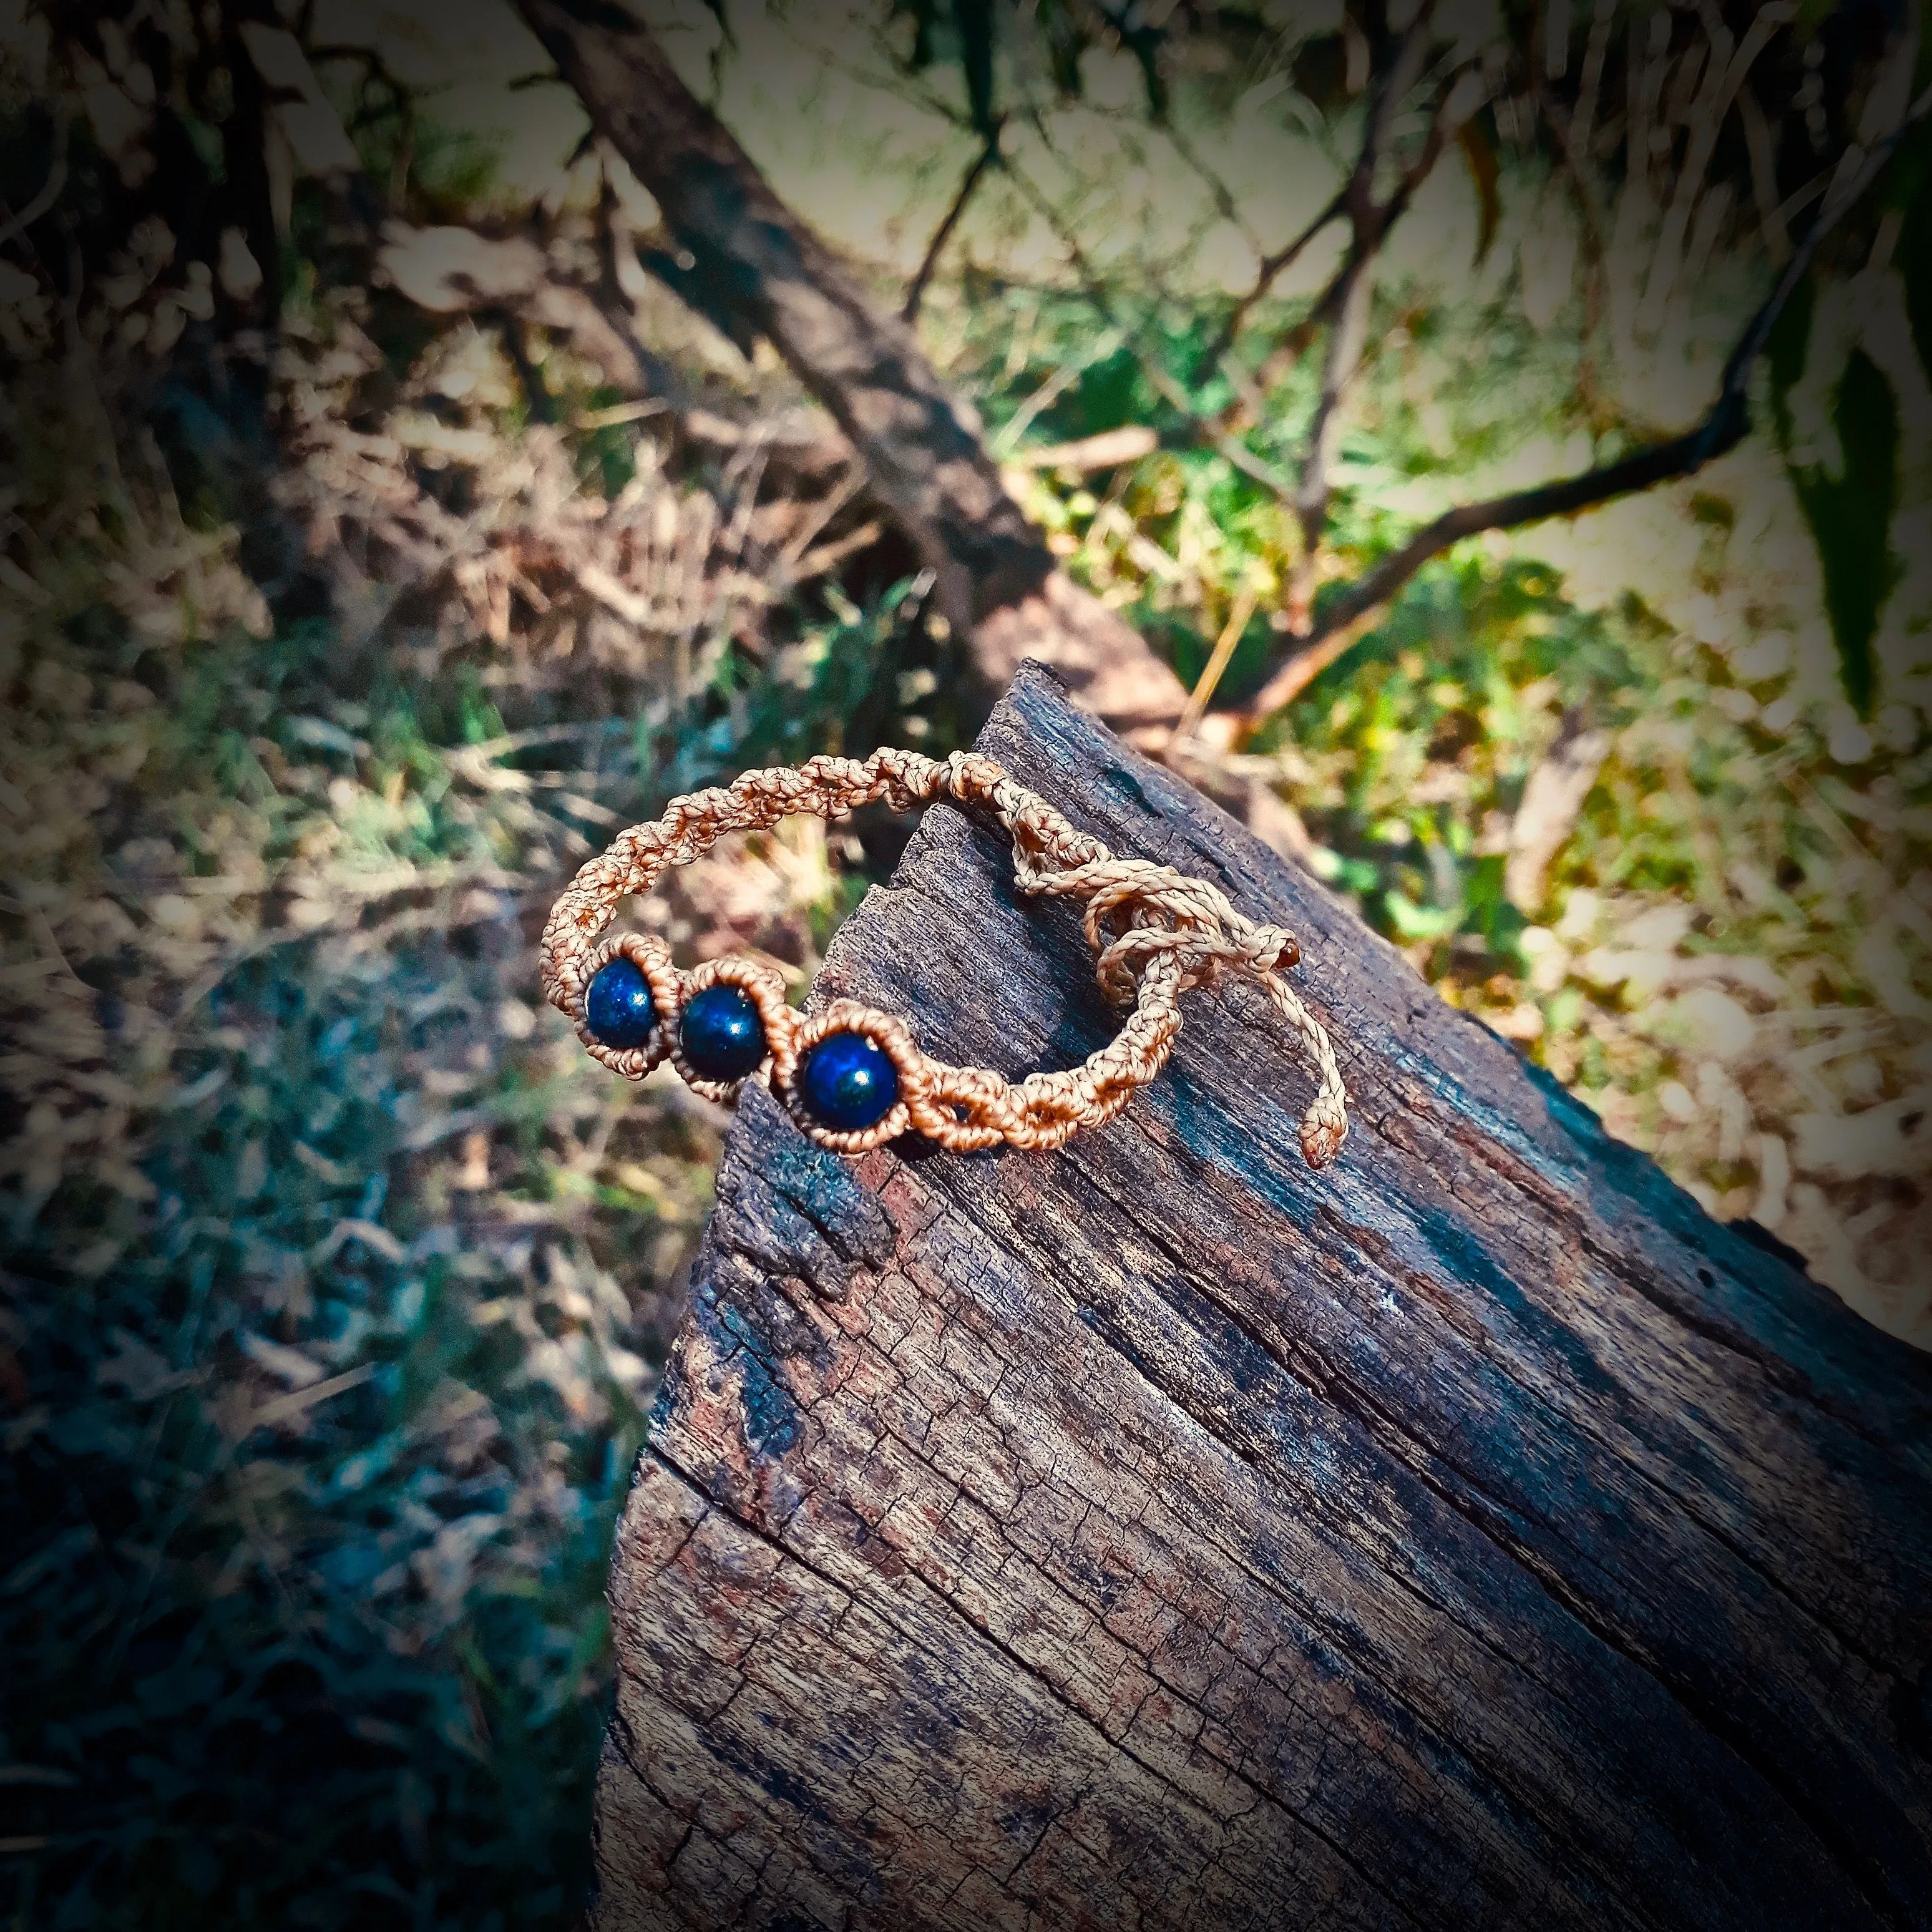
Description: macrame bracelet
xmin=537 ymin=748 xmax=1349 ymax=1166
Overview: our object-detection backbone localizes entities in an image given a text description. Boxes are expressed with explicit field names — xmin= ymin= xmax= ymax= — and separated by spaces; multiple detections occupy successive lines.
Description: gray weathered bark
xmin=590 ymin=663 xmax=1932 ymax=1931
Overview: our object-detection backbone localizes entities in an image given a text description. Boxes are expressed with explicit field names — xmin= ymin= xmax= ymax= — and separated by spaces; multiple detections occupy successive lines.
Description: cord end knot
xmin=1300 ymin=1101 xmax=1348 ymax=1170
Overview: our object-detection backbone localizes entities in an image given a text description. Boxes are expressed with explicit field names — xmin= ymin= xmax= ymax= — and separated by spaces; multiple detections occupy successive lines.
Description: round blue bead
xmin=585 ymin=957 xmax=657 ymax=1049
xmin=679 ymin=983 xmax=768 ymax=1081
xmin=799 ymin=1030 xmax=899 ymax=1132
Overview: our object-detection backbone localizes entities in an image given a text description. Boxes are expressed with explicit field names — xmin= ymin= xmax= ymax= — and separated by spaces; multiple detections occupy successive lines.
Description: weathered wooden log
xmin=588 ymin=663 xmax=1932 ymax=1932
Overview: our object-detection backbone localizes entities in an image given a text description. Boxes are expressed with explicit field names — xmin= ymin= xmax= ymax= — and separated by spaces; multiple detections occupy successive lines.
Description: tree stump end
xmin=591 ymin=662 xmax=1932 ymax=1932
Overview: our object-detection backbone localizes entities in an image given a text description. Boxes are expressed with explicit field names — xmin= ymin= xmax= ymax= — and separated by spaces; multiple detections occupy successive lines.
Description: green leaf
xmin=1764 ymin=272 xmax=1899 ymax=714
xmin=1457 ymin=119 xmax=1501 ymax=265
xmin=1382 ymin=887 xmax=1463 ymax=942
xmin=1785 ymin=349 xmax=1901 ymax=718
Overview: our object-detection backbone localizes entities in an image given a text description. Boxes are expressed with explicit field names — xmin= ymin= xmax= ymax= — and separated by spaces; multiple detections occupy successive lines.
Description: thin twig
xmin=778 ymin=461 xmax=867 ymax=569
xmin=1174 ymin=583 xmax=1260 ymax=743
xmin=1010 ymin=38 xmax=1473 ymax=519
xmin=1003 ymin=425 xmax=1159 ymax=472
xmin=1161 ymin=113 xmax=1269 ymax=260
xmin=987 ymin=326 xmax=1126 ymax=457
xmin=1286 ymin=246 xmax=1374 ymax=627
xmin=1244 ymin=600 xmax=1387 ymax=716
xmin=1242 ymin=77 xmax=1932 ymax=724
xmin=1194 ymin=190 xmax=1347 ymax=380
xmin=1284 ymin=4 xmax=1442 ymax=626
xmin=902 ymin=120 xmax=1002 ymax=324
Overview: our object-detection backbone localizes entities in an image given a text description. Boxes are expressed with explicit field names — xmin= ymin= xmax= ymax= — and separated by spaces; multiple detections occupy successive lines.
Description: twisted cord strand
xmin=539 ymin=747 xmax=1348 ymax=1165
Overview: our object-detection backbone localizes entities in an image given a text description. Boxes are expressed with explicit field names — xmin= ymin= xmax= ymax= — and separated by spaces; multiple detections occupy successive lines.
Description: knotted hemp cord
xmin=539 ymin=748 xmax=1349 ymax=1166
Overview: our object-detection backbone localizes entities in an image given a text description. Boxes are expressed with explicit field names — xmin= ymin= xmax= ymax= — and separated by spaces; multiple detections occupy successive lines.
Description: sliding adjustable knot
xmin=537 ymin=748 xmax=1349 ymax=1164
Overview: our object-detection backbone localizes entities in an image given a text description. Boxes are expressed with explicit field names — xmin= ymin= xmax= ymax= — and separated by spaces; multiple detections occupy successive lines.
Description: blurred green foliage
xmin=1770 ymin=273 xmax=1903 ymax=721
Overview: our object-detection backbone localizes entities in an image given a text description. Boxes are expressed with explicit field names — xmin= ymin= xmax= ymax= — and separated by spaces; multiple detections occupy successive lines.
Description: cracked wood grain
xmin=590 ymin=663 xmax=1932 ymax=1932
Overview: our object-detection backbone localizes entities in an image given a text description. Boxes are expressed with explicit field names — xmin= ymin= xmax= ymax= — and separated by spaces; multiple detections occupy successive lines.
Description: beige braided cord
xmin=538 ymin=748 xmax=1349 ymax=1166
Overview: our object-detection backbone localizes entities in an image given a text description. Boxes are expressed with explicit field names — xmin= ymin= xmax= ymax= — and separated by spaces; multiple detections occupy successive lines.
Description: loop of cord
xmin=538 ymin=747 xmax=1349 ymax=1166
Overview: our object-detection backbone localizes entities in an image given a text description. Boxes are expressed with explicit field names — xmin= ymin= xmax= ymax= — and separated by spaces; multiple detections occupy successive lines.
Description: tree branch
xmin=1160 ymin=114 xmax=1269 ymax=261
xmin=512 ymin=0 xmax=1048 ymax=628
xmin=902 ymin=120 xmax=1002 ymax=324
xmin=1282 ymin=4 xmax=1443 ymax=628
xmin=1241 ymin=75 xmax=1932 ymax=724
xmin=512 ymin=0 xmax=1184 ymax=729
xmin=1192 ymin=188 xmax=1345 ymax=381
xmin=978 ymin=39 xmax=1473 ymax=547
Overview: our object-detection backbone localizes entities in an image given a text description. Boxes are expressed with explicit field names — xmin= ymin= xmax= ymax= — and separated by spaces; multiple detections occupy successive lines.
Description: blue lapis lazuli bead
xmin=799 ymin=1030 xmax=899 ymax=1132
xmin=680 ymin=983 xmax=768 ymax=1081
xmin=585 ymin=957 xmax=657 ymax=1049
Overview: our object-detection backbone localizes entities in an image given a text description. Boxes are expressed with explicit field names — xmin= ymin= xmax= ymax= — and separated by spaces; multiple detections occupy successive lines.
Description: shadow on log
xmin=590 ymin=664 xmax=1932 ymax=1932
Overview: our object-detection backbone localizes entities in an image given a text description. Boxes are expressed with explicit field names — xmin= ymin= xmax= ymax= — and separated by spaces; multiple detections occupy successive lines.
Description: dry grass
xmin=0 ymin=288 xmax=859 ymax=1923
